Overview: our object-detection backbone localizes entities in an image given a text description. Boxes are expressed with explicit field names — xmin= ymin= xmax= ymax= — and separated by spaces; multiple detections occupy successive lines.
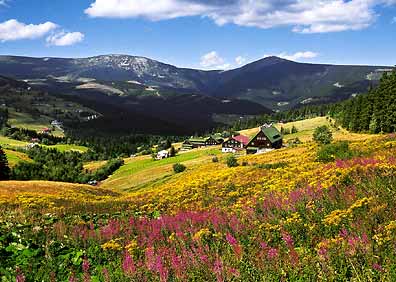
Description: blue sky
xmin=0 ymin=0 xmax=395 ymax=69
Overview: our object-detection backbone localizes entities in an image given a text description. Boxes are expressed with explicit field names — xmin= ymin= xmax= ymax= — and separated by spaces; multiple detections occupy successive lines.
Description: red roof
xmin=233 ymin=135 xmax=250 ymax=145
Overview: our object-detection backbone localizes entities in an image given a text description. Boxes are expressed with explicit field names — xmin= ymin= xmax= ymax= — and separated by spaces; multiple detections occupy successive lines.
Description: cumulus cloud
xmin=85 ymin=0 xmax=209 ymax=20
xmin=265 ymin=51 xmax=319 ymax=62
xmin=200 ymin=51 xmax=231 ymax=69
xmin=84 ymin=0 xmax=396 ymax=33
xmin=235 ymin=56 xmax=246 ymax=66
xmin=0 ymin=19 xmax=57 ymax=42
xmin=46 ymin=31 xmax=84 ymax=46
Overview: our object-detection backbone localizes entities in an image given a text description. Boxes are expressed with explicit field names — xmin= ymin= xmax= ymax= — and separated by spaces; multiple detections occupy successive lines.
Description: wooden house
xmin=181 ymin=136 xmax=218 ymax=150
xmin=246 ymin=126 xmax=283 ymax=154
xmin=222 ymin=135 xmax=250 ymax=153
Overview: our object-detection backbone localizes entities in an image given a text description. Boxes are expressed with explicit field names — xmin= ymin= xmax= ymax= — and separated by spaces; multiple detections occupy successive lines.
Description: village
xmin=155 ymin=123 xmax=283 ymax=160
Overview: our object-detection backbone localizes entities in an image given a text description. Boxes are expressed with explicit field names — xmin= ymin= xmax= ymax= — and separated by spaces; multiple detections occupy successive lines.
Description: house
xmin=212 ymin=135 xmax=225 ymax=145
xmin=41 ymin=127 xmax=51 ymax=134
xmin=181 ymin=136 xmax=218 ymax=150
xmin=26 ymin=143 xmax=39 ymax=149
xmin=222 ymin=135 xmax=250 ymax=153
xmin=51 ymin=120 xmax=63 ymax=127
xmin=246 ymin=126 xmax=283 ymax=154
xmin=156 ymin=150 xmax=169 ymax=160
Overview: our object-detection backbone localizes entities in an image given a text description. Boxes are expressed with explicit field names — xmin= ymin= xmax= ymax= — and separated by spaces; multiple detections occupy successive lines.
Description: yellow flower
xmin=125 ymin=240 xmax=138 ymax=253
xmin=101 ymin=239 xmax=123 ymax=251
xmin=193 ymin=228 xmax=211 ymax=241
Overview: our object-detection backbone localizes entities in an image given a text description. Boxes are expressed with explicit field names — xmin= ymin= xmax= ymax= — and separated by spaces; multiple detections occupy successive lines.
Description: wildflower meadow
xmin=1 ymin=134 xmax=396 ymax=281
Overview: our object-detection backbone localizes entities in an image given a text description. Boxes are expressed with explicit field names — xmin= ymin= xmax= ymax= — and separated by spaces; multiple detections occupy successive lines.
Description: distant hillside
xmin=212 ymin=56 xmax=391 ymax=109
xmin=0 ymin=54 xmax=391 ymax=112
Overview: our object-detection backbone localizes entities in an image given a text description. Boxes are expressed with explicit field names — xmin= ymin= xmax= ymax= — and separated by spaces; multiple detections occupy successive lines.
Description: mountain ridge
xmin=0 ymin=54 xmax=393 ymax=111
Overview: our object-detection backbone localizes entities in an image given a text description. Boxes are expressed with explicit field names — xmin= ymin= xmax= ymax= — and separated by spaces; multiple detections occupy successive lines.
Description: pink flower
xmin=122 ymin=253 xmax=136 ymax=275
xmin=267 ymin=248 xmax=279 ymax=260
xmin=372 ymin=263 xmax=383 ymax=272
xmin=282 ymin=232 xmax=294 ymax=248
xmin=82 ymin=259 xmax=90 ymax=272
xmin=226 ymin=233 xmax=238 ymax=246
xmin=16 ymin=274 xmax=25 ymax=282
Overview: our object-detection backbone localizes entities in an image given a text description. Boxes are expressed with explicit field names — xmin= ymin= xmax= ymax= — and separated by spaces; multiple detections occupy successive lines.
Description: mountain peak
xmin=260 ymin=56 xmax=291 ymax=64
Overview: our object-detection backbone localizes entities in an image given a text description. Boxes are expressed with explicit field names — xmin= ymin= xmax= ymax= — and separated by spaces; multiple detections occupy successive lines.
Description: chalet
xmin=222 ymin=135 xmax=250 ymax=153
xmin=181 ymin=136 xmax=218 ymax=150
xmin=246 ymin=126 xmax=283 ymax=154
xmin=41 ymin=127 xmax=51 ymax=134
xmin=156 ymin=150 xmax=169 ymax=160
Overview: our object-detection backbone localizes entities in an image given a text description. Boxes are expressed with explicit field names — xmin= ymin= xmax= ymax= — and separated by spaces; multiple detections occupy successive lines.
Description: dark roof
xmin=249 ymin=126 xmax=283 ymax=144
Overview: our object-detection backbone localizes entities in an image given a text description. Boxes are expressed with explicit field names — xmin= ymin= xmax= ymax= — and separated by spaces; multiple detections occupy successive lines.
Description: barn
xmin=246 ymin=126 xmax=283 ymax=154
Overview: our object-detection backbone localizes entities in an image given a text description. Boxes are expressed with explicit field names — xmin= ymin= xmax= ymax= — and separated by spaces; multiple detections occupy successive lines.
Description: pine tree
xmin=0 ymin=145 xmax=10 ymax=180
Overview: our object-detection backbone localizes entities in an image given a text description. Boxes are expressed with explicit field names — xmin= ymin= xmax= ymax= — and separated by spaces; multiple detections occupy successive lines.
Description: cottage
xmin=222 ymin=135 xmax=250 ymax=153
xmin=181 ymin=136 xmax=218 ymax=150
xmin=41 ymin=127 xmax=51 ymax=134
xmin=246 ymin=126 xmax=283 ymax=154
xmin=156 ymin=150 xmax=169 ymax=160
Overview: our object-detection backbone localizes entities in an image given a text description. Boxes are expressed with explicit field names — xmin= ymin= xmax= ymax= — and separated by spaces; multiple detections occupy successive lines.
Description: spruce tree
xmin=0 ymin=145 xmax=10 ymax=180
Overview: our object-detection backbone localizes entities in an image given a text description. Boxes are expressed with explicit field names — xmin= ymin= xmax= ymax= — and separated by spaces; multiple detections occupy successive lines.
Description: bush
xmin=226 ymin=155 xmax=239 ymax=168
xmin=316 ymin=141 xmax=355 ymax=162
xmin=212 ymin=156 xmax=219 ymax=163
xmin=256 ymin=162 xmax=288 ymax=169
xmin=173 ymin=163 xmax=186 ymax=173
xmin=291 ymin=125 xmax=298 ymax=134
xmin=313 ymin=125 xmax=333 ymax=145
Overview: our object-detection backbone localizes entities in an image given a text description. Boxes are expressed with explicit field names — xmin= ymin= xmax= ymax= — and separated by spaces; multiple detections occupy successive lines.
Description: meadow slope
xmin=1 ymin=123 xmax=396 ymax=281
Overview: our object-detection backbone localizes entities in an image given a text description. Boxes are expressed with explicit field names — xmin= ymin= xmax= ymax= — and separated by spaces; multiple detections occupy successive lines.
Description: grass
xmin=45 ymin=144 xmax=88 ymax=153
xmin=101 ymin=147 xmax=221 ymax=191
xmin=0 ymin=135 xmax=28 ymax=148
xmin=83 ymin=160 xmax=108 ymax=172
xmin=8 ymin=110 xmax=64 ymax=137
xmin=239 ymin=117 xmax=378 ymax=143
xmin=4 ymin=149 xmax=32 ymax=167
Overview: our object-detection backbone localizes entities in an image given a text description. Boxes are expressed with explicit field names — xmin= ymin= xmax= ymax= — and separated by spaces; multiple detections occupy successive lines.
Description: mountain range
xmin=0 ymin=54 xmax=392 ymax=134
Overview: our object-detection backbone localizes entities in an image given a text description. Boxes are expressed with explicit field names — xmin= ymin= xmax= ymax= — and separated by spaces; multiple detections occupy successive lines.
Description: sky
xmin=0 ymin=0 xmax=395 ymax=69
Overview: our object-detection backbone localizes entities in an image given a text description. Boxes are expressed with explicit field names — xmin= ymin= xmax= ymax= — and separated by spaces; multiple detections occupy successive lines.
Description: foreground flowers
xmin=1 ymin=134 xmax=396 ymax=281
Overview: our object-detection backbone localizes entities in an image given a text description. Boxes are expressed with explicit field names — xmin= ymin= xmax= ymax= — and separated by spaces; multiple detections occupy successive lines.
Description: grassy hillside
xmin=4 ymin=149 xmax=31 ymax=167
xmin=1 ymin=119 xmax=396 ymax=281
xmin=8 ymin=110 xmax=64 ymax=137
xmin=101 ymin=147 xmax=221 ymax=191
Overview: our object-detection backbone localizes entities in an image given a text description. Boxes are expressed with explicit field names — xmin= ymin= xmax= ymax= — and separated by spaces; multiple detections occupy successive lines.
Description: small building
xmin=212 ymin=135 xmax=225 ymax=145
xmin=181 ymin=136 xmax=218 ymax=150
xmin=51 ymin=120 xmax=63 ymax=127
xmin=41 ymin=127 xmax=51 ymax=134
xmin=222 ymin=135 xmax=250 ymax=153
xmin=156 ymin=150 xmax=169 ymax=160
xmin=26 ymin=143 xmax=39 ymax=149
xmin=246 ymin=126 xmax=283 ymax=154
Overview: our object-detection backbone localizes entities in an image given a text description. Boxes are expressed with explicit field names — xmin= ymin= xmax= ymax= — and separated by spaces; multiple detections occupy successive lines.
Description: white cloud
xmin=235 ymin=56 xmax=246 ymax=66
xmin=46 ymin=31 xmax=84 ymax=46
xmin=0 ymin=0 xmax=9 ymax=6
xmin=265 ymin=51 xmax=319 ymax=62
xmin=392 ymin=16 xmax=396 ymax=23
xmin=0 ymin=19 xmax=57 ymax=42
xmin=84 ymin=0 xmax=396 ymax=33
xmin=85 ymin=0 xmax=209 ymax=20
xmin=200 ymin=51 xmax=231 ymax=69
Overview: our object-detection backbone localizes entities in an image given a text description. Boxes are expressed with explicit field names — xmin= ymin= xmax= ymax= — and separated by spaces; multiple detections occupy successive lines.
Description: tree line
xmin=10 ymin=146 xmax=123 ymax=184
